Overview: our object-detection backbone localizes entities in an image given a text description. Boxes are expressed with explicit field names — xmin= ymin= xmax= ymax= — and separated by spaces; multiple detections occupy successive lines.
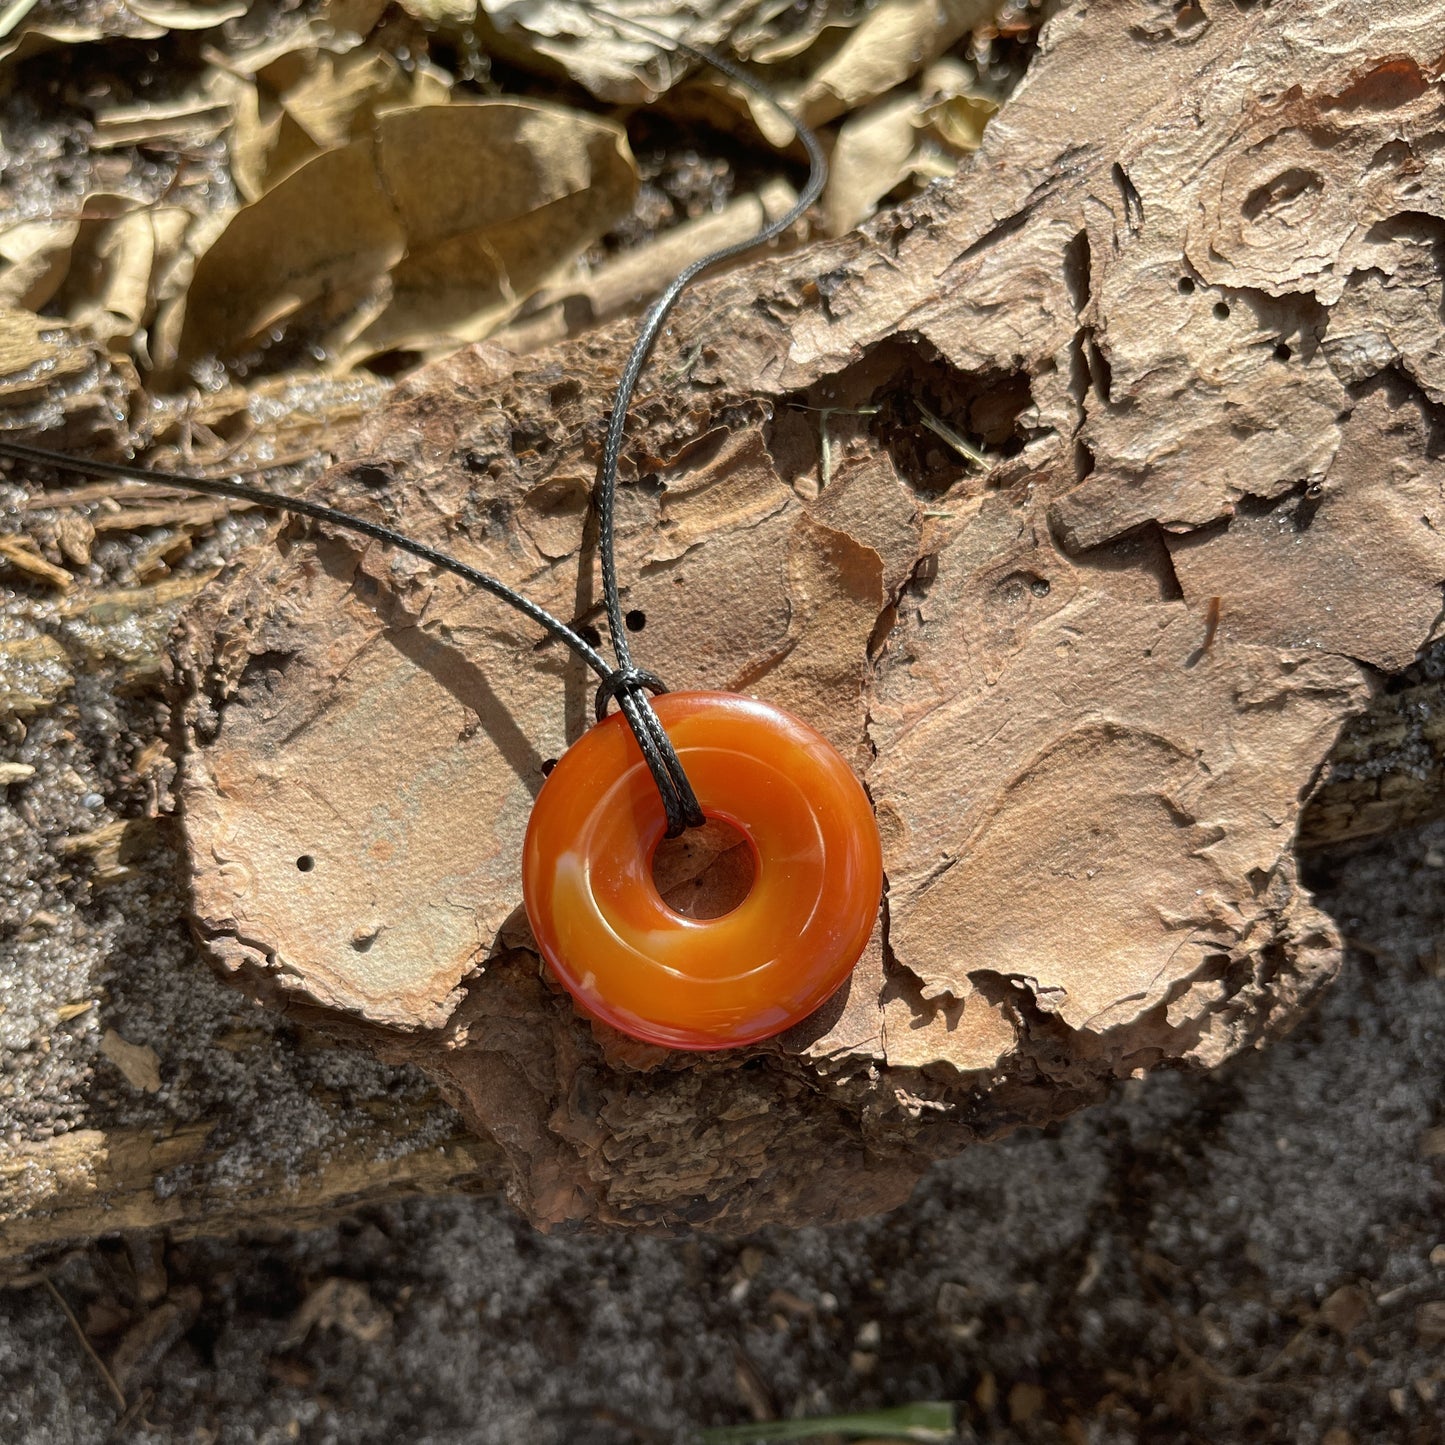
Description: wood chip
xmin=0 ymin=534 xmax=70 ymax=588
xmin=90 ymin=97 xmax=233 ymax=149
xmin=1414 ymin=1300 xmax=1445 ymax=1345
xmin=56 ymin=818 xmax=157 ymax=885
xmin=99 ymin=1030 xmax=162 ymax=1093
xmin=1419 ymin=1125 xmax=1445 ymax=1159
xmin=1320 ymin=1284 xmax=1370 ymax=1336
xmin=89 ymin=497 xmax=239 ymax=533
xmin=54 ymin=513 xmax=93 ymax=566
xmin=21 ymin=481 xmax=190 ymax=510
xmin=0 ymin=634 xmax=73 ymax=718
xmin=280 ymin=1278 xmax=391 ymax=1349
xmin=164 ymin=0 xmax=1445 ymax=1234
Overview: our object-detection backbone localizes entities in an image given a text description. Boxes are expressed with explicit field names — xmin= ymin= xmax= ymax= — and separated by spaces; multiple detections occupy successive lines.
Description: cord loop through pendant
xmin=594 ymin=665 xmax=668 ymax=721
xmin=596 ymin=664 xmax=705 ymax=837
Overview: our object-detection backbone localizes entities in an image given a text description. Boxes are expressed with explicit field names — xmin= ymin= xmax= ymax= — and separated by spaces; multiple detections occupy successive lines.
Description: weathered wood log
xmin=0 ymin=1117 xmax=503 ymax=1269
xmin=166 ymin=0 xmax=1445 ymax=1231
xmin=1 ymin=651 xmax=1435 ymax=1265
xmin=6 ymin=0 xmax=1445 ymax=1253
xmin=1299 ymin=672 xmax=1445 ymax=852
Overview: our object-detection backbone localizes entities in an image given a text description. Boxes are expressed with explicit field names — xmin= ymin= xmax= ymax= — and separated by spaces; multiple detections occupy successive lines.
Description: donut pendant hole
xmin=650 ymin=815 xmax=756 ymax=920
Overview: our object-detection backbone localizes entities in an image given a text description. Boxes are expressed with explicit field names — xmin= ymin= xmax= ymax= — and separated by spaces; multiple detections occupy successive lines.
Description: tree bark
xmin=6 ymin=0 xmax=1445 ymax=1249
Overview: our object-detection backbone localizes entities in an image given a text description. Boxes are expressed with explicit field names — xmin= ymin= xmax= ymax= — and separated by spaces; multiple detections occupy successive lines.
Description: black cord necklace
xmin=0 ymin=7 xmax=822 ymax=839
xmin=1 ymin=10 xmax=884 ymax=1052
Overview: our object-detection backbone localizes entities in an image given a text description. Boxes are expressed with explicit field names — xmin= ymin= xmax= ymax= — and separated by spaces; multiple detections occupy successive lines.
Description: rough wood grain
xmin=0 ymin=1116 xmax=503 ymax=1268
xmin=166 ymin=0 xmax=1445 ymax=1231
xmin=1299 ymin=671 xmax=1445 ymax=852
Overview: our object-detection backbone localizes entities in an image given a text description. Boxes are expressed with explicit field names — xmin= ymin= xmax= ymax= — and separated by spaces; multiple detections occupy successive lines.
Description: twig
xmin=915 ymin=401 xmax=989 ymax=467
xmin=41 ymin=1276 xmax=128 ymax=1413
xmin=110 ymin=1386 xmax=154 ymax=1439
xmin=788 ymin=403 xmax=880 ymax=489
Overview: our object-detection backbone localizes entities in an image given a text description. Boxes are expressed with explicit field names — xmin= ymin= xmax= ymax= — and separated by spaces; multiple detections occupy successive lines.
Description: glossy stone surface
xmin=522 ymin=691 xmax=883 ymax=1050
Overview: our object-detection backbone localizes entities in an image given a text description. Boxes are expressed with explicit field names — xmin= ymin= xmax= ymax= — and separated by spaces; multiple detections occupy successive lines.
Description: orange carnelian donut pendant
xmin=522 ymin=691 xmax=883 ymax=1050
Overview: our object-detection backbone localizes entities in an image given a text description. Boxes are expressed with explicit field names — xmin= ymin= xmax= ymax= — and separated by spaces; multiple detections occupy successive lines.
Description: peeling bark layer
xmin=174 ymin=0 xmax=1445 ymax=1229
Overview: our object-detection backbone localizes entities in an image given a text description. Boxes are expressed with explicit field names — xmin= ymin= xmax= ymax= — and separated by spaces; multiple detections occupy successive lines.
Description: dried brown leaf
xmin=0 ymin=23 xmax=147 ymax=67
xmin=820 ymin=55 xmax=999 ymax=239
xmin=173 ymin=133 xmax=401 ymax=369
xmin=920 ymin=89 xmax=998 ymax=153
xmin=59 ymin=208 xmax=191 ymax=354
xmin=824 ymin=93 xmax=924 ymax=239
xmin=400 ymin=0 xmax=476 ymax=20
xmin=320 ymin=0 xmax=390 ymax=39
xmin=360 ymin=100 xmax=636 ymax=357
xmin=473 ymin=0 xmax=806 ymax=102
xmin=0 ymin=0 xmax=42 ymax=42
xmin=174 ymin=100 xmax=637 ymax=370
xmin=497 ymin=176 xmax=797 ymax=352
xmin=784 ymin=0 xmax=999 ymax=130
xmin=478 ymin=0 xmax=990 ymax=110
xmin=276 ymin=49 xmax=405 ymax=150
xmin=0 ymin=0 xmax=245 ymax=68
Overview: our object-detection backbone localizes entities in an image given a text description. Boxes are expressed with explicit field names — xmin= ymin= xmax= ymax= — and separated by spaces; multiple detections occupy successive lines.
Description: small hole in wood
xmin=540 ymin=758 xmax=557 ymax=776
xmin=1177 ymin=277 xmax=1195 ymax=294
xmin=351 ymin=464 xmax=391 ymax=489
xmin=1273 ymin=342 xmax=1292 ymax=361
xmin=1213 ymin=301 xmax=1231 ymax=320
xmin=296 ymin=855 xmax=315 ymax=872
xmin=625 ymin=609 xmax=647 ymax=632
xmin=651 ymin=818 xmax=755 ymax=921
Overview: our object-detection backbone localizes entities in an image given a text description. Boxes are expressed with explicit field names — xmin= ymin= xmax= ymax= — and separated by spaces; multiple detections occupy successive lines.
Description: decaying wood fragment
xmin=170 ymin=0 xmax=1445 ymax=1230
xmin=1300 ymin=670 xmax=1445 ymax=853
xmin=0 ymin=1115 xmax=503 ymax=1268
